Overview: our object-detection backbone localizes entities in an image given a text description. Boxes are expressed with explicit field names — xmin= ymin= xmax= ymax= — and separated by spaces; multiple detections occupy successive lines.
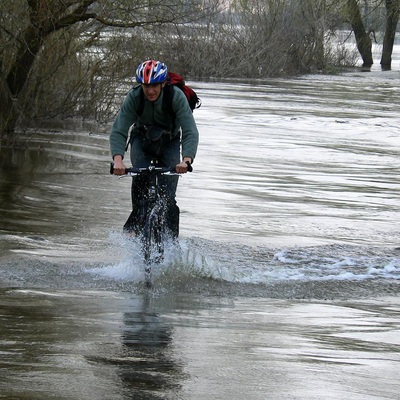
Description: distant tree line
xmin=0 ymin=0 xmax=399 ymax=139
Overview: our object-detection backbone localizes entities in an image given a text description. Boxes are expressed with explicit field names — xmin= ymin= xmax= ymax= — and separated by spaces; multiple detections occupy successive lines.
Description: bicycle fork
xmin=142 ymin=174 xmax=166 ymax=286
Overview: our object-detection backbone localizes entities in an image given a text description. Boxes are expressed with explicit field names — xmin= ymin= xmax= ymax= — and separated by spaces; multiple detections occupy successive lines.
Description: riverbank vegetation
xmin=0 ymin=0 xmax=399 ymax=138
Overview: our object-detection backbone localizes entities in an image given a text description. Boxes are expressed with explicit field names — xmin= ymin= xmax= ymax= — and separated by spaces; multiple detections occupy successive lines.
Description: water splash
xmin=87 ymin=235 xmax=400 ymax=293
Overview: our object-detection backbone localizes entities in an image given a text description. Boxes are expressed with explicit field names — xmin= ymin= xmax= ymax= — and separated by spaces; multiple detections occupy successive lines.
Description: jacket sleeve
xmin=172 ymin=87 xmax=199 ymax=162
xmin=109 ymin=89 xmax=139 ymax=159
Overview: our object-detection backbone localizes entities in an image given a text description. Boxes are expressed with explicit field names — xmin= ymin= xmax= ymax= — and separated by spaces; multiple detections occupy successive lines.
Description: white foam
xmin=89 ymin=260 xmax=144 ymax=282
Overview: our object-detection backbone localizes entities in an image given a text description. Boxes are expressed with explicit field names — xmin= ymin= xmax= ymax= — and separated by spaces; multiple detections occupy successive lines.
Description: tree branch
xmin=55 ymin=12 xmax=97 ymax=30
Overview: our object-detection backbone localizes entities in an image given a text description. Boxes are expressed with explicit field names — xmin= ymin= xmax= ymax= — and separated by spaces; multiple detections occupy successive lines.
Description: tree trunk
xmin=381 ymin=0 xmax=400 ymax=70
xmin=0 ymin=0 xmax=97 ymax=138
xmin=0 ymin=73 xmax=19 ymax=139
xmin=0 ymin=26 xmax=44 ymax=139
xmin=346 ymin=0 xmax=373 ymax=69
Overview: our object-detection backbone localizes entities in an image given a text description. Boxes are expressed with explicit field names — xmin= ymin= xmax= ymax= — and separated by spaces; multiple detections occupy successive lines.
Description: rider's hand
xmin=112 ymin=155 xmax=126 ymax=175
xmin=176 ymin=158 xmax=192 ymax=173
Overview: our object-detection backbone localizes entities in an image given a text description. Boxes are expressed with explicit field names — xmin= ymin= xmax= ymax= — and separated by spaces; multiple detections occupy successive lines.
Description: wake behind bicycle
xmin=110 ymin=158 xmax=192 ymax=285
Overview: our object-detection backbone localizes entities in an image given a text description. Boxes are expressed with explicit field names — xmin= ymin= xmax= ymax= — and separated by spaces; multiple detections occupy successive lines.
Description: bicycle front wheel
xmin=142 ymin=205 xmax=165 ymax=267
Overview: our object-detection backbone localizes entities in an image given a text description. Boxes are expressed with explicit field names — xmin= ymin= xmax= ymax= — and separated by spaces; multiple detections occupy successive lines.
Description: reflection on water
xmin=0 ymin=289 xmax=399 ymax=400
xmin=0 ymin=289 xmax=185 ymax=400
xmin=0 ymin=147 xmax=49 ymax=234
xmin=88 ymin=296 xmax=185 ymax=399
xmin=0 ymin=70 xmax=400 ymax=399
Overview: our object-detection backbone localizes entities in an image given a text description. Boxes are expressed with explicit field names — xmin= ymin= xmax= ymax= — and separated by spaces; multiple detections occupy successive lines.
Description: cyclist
xmin=110 ymin=59 xmax=199 ymax=238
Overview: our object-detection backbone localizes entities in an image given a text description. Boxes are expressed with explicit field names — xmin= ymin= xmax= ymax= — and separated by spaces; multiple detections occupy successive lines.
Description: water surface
xmin=0 ymin=69 xmax=399 ymax=399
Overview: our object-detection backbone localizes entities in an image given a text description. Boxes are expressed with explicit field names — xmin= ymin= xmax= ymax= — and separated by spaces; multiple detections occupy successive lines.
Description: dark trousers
xmin=123 ymin=132 xmax=180 ymax=238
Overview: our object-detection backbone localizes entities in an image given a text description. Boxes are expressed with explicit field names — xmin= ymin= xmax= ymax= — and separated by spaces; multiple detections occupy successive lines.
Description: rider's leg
xmin=123 ymin=175 xmax=148 ymax=235
xmin=123 ymin=135 xmax=153 ymax=234
xmin=159 ymin=136 xmax=180 ymax=239
xmin=165 ymin=199 xmax=180 ymax=239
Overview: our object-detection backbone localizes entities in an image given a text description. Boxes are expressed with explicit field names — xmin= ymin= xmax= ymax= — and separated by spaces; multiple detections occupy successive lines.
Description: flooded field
xmin=0 ymin=67 xmax=399 ymax=399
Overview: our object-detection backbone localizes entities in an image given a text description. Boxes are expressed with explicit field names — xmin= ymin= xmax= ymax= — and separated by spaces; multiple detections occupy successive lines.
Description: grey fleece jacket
xmin=109 ymin=85 xmax=199 ymax=162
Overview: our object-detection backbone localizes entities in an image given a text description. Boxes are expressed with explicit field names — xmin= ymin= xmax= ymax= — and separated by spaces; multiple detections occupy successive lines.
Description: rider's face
xmin=142 ymin=82 xmax=165 ymax=102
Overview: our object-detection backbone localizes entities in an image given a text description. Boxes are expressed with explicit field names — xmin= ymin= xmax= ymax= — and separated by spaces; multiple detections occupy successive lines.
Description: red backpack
xmin=166 ymin=72 xmax=201 ymax=112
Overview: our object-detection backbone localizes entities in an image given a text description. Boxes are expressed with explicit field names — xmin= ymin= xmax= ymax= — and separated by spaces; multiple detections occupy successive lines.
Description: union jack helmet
xmin=135 ymin=60 xmax=168 ymax=84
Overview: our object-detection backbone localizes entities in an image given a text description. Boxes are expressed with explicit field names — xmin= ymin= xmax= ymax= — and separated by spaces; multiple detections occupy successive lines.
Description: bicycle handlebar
xmin=110 ymin=162 xmax=193 ymax=175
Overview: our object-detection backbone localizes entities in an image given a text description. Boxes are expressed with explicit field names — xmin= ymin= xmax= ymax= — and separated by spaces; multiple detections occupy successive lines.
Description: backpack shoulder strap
xmin=162 ymin=84 xmax=176 ymax=132
xmin=125 ymin=85 xmax=145 ymax=151
xmin=134 ymin=85 xmax=145 ymax=116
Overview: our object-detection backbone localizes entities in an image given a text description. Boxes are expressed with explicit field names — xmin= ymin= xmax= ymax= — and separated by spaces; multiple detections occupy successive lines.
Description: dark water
xmin=1 ymin=289 xmax=399 ymax=400
xmin=0 ymin=70 xmax=400 ymax=399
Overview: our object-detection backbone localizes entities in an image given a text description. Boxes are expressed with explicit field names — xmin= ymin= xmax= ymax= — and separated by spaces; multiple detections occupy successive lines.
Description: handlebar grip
xmin=110 ymin=162 xmax=130 ymax=174
xmin=110 ymin=163 xmax=129 ymax=175
xmin=109 ymin=162 xmax=126 ymax=174
xmin=186 ymin=161 xmax=193 ymax=172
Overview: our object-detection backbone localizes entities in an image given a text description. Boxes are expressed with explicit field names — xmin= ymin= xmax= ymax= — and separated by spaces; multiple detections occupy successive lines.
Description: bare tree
xmin=342 ymin=0 xmax=399 ymax=70
xmin=381 ymin=0 xmax=400 ymax=69
xmin=0 ymin=0 xmax=213 ymax=139
xmin=345 ymin=0 xmax=374 ymax=68
xmin=180 ymin=0 xmax=349 ymax=77
xmin=0 ymin=0 xmax=97 ymax=137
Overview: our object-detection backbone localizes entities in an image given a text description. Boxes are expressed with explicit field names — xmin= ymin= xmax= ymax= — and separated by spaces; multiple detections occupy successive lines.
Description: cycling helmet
xmin=135 ymin=60 xmax=168 ymax=84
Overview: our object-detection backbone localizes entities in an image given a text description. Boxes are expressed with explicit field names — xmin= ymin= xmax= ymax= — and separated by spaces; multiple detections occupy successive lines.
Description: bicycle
xmin=110 ymin=159 xmax=192 ymax=285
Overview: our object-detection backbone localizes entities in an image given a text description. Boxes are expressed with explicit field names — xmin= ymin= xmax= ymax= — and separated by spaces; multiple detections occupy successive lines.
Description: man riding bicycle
xmin=109 ymin=60 xmax=199 ymax=238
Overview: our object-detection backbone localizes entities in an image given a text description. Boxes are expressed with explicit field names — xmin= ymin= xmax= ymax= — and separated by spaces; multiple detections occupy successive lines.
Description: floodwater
xmin=1 ymin=67 xmax=400 ymax=399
